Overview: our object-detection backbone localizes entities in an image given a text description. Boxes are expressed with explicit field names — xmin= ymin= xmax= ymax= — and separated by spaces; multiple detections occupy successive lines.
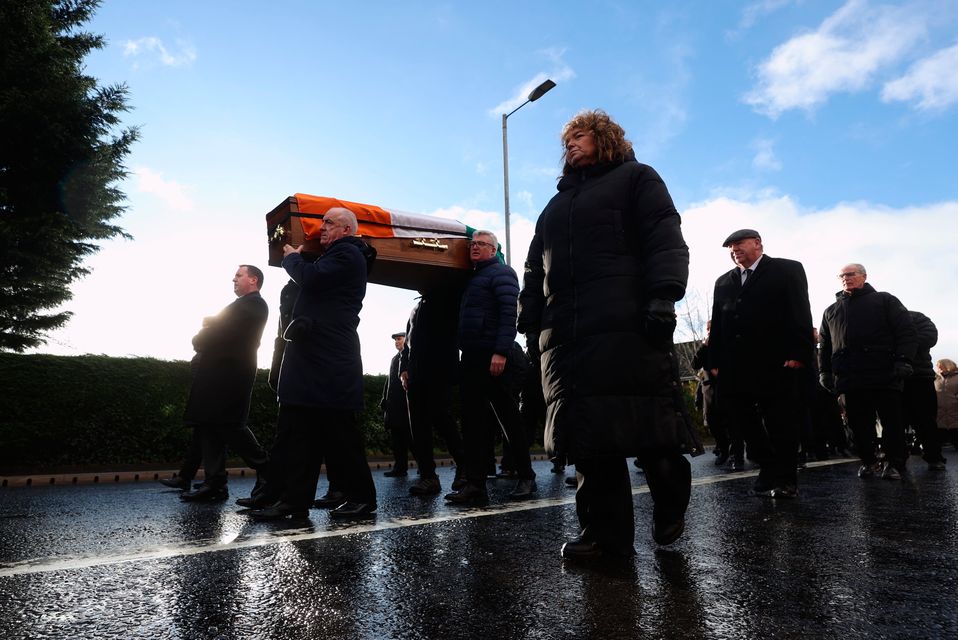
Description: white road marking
xmin=0 ymin=459 xmax=855 ymax=578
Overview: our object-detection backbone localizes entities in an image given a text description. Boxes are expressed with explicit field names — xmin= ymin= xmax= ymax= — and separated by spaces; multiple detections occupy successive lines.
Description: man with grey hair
xmin=819 ymin=263 xmax=917 ymax=480
xmin=445 ymin=230 xmax=536 ymax=504
xmin=250 ymin=207 xmax=379 ymax=520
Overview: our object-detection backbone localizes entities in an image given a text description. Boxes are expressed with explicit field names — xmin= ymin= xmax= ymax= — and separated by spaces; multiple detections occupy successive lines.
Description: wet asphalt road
xmin=2 ymin=451 xmax=957 ymax=640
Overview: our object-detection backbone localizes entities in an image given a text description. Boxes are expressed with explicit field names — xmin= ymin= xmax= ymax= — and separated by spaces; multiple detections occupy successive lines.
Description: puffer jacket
xmin=458 ymin=257 xmax=519 ymax=355
xmin=909 ymin=311 xmax=938 ymax=379
xmin=517 ymin=156 xmax=700 ymax=461
xmin=819 ymin=283 xmax=917 ymax=393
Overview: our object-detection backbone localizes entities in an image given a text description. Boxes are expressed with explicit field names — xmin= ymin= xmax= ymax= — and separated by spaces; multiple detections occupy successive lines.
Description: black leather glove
xmin=819 ymin=372 xmax=834 ymax=393
xmin=526 ymin=333 xmax=541 ymax=361
xmin=893 ymin=361 xmax=914 ymax=380
xmin=644 ymin=299 xmax=677 ymax=345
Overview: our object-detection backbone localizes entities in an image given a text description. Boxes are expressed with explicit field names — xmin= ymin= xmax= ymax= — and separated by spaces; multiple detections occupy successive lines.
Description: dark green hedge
xmin=0 ymin=353 xmax=389 ymax=474
xmin=0 ymin=354 xmax=704 ymax=474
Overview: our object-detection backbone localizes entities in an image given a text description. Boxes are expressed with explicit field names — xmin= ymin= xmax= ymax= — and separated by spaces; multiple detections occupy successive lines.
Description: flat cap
xmin=391 ymin=331 xmax=406 ymax=339
xmin=722 ymin=229 xmax=761 ymax=247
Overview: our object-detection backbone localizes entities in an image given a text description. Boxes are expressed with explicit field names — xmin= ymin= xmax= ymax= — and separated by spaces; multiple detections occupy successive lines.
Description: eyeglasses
xmin=470 ymin=240 xmax=495 ymax=249
xmin=837 ymin=272 xmax=862 ymax=279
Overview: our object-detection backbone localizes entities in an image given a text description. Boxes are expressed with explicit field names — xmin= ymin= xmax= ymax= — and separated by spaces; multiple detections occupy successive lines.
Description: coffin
xmin=266 ymin=193 xmax=474 ymax=291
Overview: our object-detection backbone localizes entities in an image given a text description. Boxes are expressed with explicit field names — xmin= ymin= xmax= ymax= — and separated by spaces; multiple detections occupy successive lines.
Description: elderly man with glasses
xmin=445 ymin=230 xmax=536 ymax=504
xmin=819 ymin=264 xmax=917 ymax=480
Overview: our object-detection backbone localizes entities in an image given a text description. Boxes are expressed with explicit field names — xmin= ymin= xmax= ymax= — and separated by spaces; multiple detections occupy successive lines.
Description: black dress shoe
xmin=652 ymin=516 xmax=685 ymax=545
xmin=495 ymin=469 xmax=519 ymax=479
xmin=250 ymin=502 xmax=309 ymax=521
xmin=329 ymin=501 xmax=377 ymax=519
xmin=730 ymin=458 xmax=745 ymax=472
xmin=560 ymin=538 xmax=603 ymax=559
xmin=409 ymin=477 xmax=442 ymax=495
xmin=444 ymin=483 xmax=488 ymax=505
xmin=508 ymin=478 xmax=538 ymax=500
xmin=312 ymin=491 xmax=347 ymax=509
xmin=714 ymin=451 xmax=730 ymax=466
xmin=236 ymin=495 xmax=274 ymax=509
xmin=771 ymin=485 xmax=799 ymax=499
xmin=564 ymin=476 xmax=578 ymax=488
xmin=383 ymin=468 xmax=408 ymax=477
xmin=159 ymin=477 xmax=191 ymax=490
xmin=180 ymin=485 xmax=228 ymax=502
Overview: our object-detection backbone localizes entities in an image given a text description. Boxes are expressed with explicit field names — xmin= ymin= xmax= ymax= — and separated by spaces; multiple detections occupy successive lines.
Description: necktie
xmin=743 ymin=268 xmax=752 ymax=285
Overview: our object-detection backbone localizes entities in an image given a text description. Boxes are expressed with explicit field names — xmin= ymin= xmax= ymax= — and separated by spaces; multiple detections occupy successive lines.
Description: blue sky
xmin=34 ymin=0 xmax=958 ymax=372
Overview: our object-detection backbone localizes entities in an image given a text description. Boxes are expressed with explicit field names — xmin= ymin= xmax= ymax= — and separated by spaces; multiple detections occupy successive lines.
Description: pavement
xmin=1 ymin=450 xmax=957 ymax=639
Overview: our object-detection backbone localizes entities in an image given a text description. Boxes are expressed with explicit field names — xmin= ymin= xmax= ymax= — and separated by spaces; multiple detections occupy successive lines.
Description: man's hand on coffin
xmin=283 ymin=244 xmax=303 ymax=257
xmin=400 ymin=370 xmax=409 ymax=391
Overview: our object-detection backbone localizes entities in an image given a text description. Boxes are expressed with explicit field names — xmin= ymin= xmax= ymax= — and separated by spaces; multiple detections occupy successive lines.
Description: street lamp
xmin=501 ymin=78 xmax=556 ymax=265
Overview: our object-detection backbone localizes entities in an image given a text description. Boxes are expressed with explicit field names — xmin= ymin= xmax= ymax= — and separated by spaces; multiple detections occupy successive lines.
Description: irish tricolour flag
xmin=294 ymin=193 xmax=473 ymax=240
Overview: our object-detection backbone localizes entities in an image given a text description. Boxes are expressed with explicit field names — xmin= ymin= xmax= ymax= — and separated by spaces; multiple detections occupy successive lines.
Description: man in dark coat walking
xmin=381 ymin=331 xmax=411 ymax=477
xmin=251 ymin=207 xmax=377 ymax=520
xmin=179 ymin=265 xmax=271 ymax=502
xmin=707 ymin=229 xmax=814 ymax=499
xmin=903 ymin=311 xmax=945 ymax=469
xmin=518 ymin=110 xmax=700 ymax=560
xmin=819 ymin=264 xmax=917 ymax=479
xmin=445 ymin=231 xmax=536 ymax=505
xmin=400 ymin=285 xmax=467 ymax=496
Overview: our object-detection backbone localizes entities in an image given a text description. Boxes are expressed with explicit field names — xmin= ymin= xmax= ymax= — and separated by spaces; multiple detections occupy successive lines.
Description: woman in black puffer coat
xmin=518 ymin=110 xmax=701 ymax=559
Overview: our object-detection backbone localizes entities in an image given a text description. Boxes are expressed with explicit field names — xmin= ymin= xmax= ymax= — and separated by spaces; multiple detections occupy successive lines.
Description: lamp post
xmin=501 ymin=78 xmax=556 ymax=265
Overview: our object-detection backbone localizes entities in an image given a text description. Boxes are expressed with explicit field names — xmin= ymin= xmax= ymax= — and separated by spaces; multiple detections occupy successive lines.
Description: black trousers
xmin=723 ymin=373 xmax=803 ymax=489
xmin=844 ymin=388 xmax=906 ymax=467
xmin=575 ymin=451 xmax=691 ymax=553
xmin=176 ymin=427 xmax=203 ymax=481
xmin=460 ymin=350 xmax=534 ymax=483
xmin=385 ymin=409 xmax=411 ymax=471
xmin=198 ymin=422 xmax=269 ymax=488
xmin=406 ymin=376 xmax=464 ymax=478
xmin=270 ymin=404 xmax=375 ymax=509
xmin=902 ymin=377 xmax=942 ymax=462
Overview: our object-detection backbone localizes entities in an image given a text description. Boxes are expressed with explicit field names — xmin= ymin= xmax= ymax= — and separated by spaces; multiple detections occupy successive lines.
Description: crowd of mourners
xmin=160 ymin=109 xmax=956 ymax=561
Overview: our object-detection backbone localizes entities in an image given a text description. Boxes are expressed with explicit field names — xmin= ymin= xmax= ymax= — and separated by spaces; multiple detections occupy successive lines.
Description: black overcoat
xmin=517 ymin=158 xmax=699 ymax=461
xmin=183 ymin=291 xmax=268 ymax=425
xmin=707 ymin=255 xmax=814 ymax=395
xmin=277 ymin=237 xmax=373 ymax=410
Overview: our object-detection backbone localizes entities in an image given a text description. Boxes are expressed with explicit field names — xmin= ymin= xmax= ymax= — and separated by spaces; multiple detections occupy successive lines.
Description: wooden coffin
xmin=265 ymin=195 xmax=472 ymax=291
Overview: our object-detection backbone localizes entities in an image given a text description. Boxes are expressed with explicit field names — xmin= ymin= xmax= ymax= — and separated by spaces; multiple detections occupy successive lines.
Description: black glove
xmin=893 ymin=361 xmax=914 ymax=380
xmin=819 ymin=372 xmax=834 ymax=393
xmin=526 ymin=333 xmax=541 ymax=361
xmin=644 ymin=299 xmax=677 ymax=345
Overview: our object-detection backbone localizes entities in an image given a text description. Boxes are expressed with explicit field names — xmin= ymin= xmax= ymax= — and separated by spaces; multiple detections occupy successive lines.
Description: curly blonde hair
xmin=560 ymin=109 xmax=633 ymax=174
xmin=937 ymin=358 xmax=957 ymax=375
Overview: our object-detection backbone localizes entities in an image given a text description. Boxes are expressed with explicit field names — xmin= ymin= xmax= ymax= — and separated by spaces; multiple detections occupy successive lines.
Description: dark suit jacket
xmin=183 ymin=291 xmax=269 ymax=425
xmin=707 ymin=255 xmax=813 ymax=396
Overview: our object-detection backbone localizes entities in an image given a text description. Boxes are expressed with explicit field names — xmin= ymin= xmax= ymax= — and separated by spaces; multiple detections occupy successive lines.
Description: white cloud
xmin=735 ymin=0 xmax=800 ymax=33
xmin=133 ymin=166 xmax=194 ymax=211
xmin=488 ymin=47 xmax=575 ymax=116
xmin=751 ymin=138 xmax=782 ymax=171
xmin=123 ymin=36 xmax=196 ymax=68
xmin=744 ymin=0 xmax=926 ymax=117
xmin=882 ymin=42 xmax=958 ymax=110
xmin=679 ymin=194 xmax=958 ymax=362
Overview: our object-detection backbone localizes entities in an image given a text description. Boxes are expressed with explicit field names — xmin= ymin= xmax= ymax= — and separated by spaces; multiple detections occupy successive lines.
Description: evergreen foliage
xmin=0 ymin=0 xmax=138 ymax=351
xmin=0 ymin=353 xmax=390 ymax=473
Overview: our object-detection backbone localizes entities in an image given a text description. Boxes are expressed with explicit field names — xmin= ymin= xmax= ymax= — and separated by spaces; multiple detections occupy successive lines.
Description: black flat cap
xmin=722 ymin=229 xmax=761 ymax=247
xmin=391 ymin=331 xmax=406 ymax=339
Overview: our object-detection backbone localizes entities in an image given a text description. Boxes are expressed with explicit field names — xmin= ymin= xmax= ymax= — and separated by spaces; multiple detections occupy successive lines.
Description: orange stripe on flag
xmin=294 ymin=193 xmax=397 ymax=239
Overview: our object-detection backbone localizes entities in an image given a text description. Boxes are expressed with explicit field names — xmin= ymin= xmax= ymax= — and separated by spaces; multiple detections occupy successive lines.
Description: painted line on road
xmin=0 ymin=458 xmax=855 ymax=578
